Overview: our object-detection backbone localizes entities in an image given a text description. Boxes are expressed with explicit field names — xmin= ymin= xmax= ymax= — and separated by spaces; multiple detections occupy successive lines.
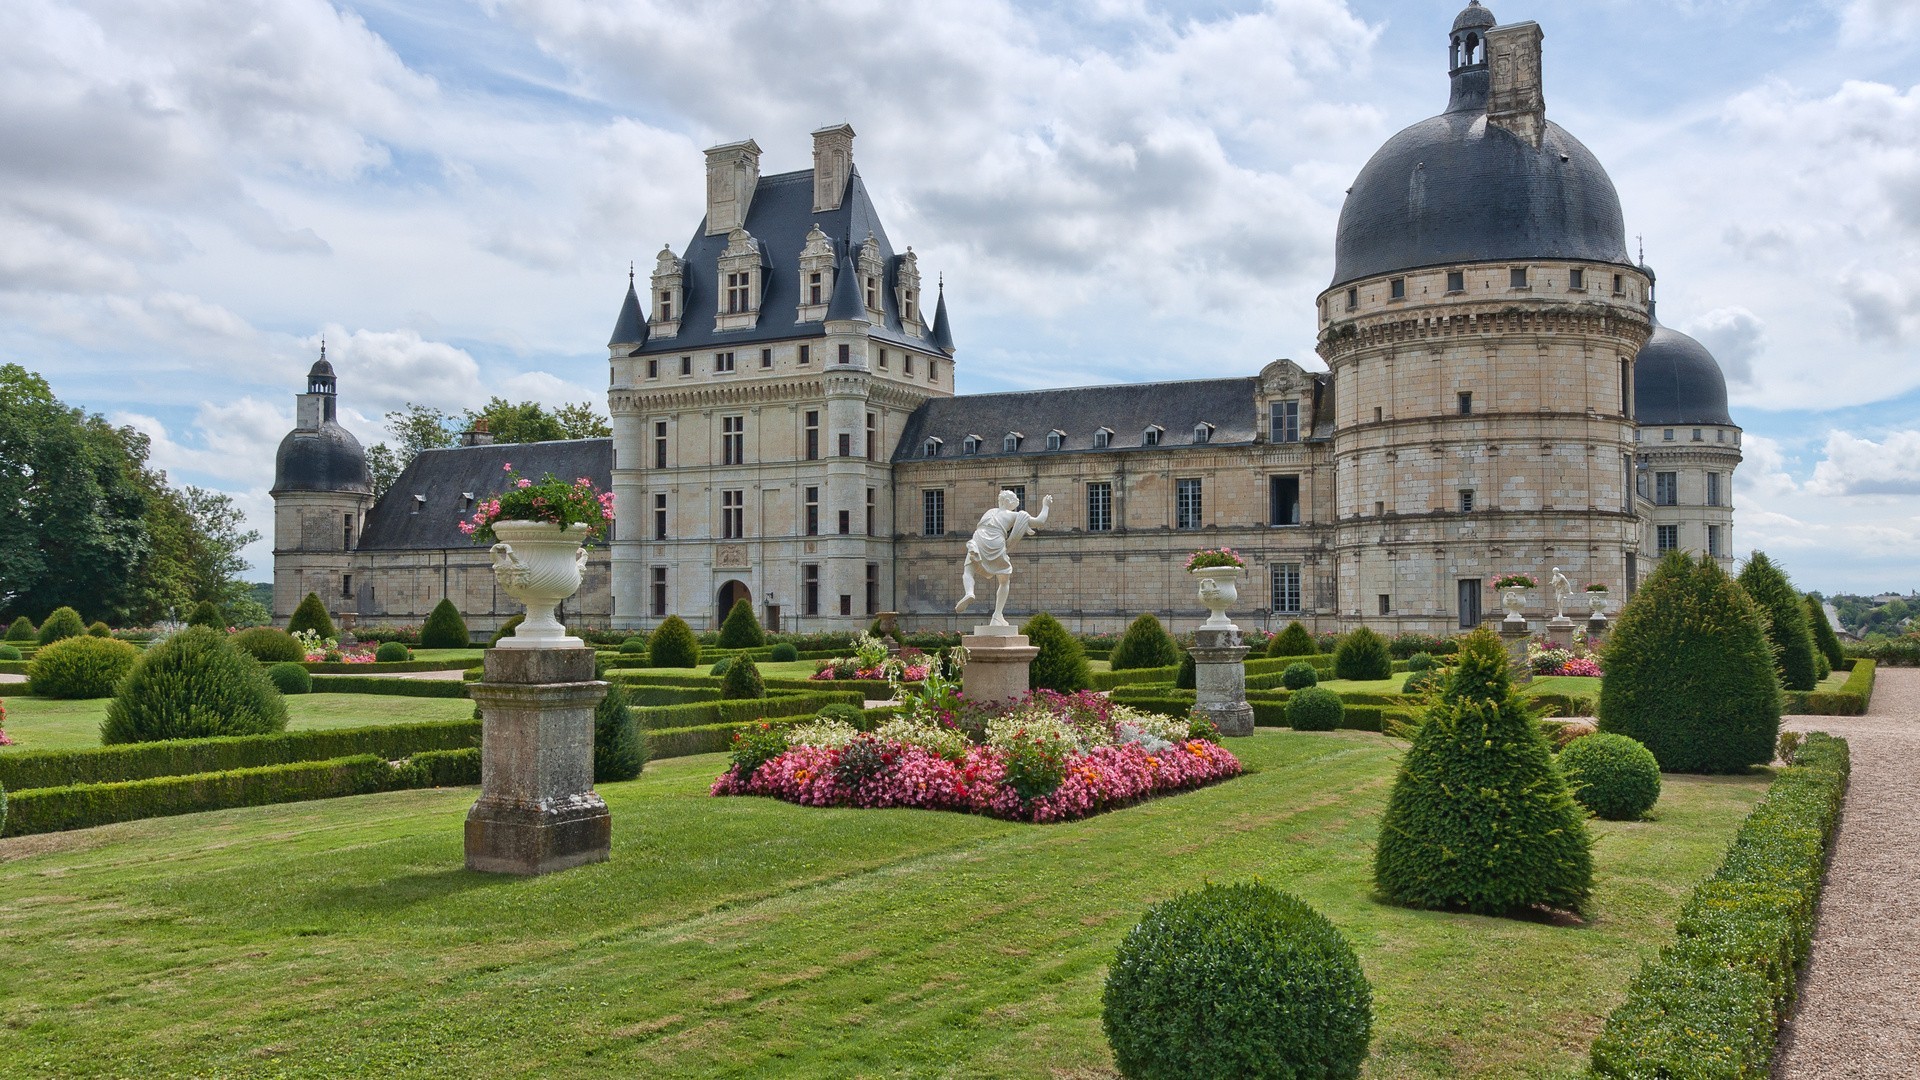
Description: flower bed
xmin=1529 ymin=637 xmax=1604 ymax=677
xmin=808 ymin=633 xmax=930 ymax=682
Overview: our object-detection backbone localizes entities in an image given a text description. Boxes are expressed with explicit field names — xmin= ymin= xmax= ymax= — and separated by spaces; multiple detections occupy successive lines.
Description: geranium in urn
xmin=1493 ymin=573 xmax=1538 ymax=625
xmin=1187 ymin=547 xmax=1246 ymax=630
xmin=463 ymin=464 xmax=615 ymax=649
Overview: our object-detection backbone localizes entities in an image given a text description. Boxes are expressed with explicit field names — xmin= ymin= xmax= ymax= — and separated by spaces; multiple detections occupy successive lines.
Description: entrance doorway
xmin=716 ymin=580 xmax=752 ymax=627
xmin=1457 ymin=579 xmax=1482 ymax=629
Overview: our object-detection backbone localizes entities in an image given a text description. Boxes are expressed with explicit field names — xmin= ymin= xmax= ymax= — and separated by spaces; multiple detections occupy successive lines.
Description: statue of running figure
xmin=955 ymin=490 xmax=1052 ymax=627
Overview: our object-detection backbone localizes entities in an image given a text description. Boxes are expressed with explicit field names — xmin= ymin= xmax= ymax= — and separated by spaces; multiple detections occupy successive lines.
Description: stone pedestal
xmin=1545 ymin=617 xmax=1577 ymax=650
xmin=1586 ymin=613 xmax=1609 ymax=647
xmin=465 ymin=647 xmax=610 ymax=876
xmin=960 ymin=626 xmax=1037 ymax=706
xmin=1499 ymin=621 xmax=1534 ymax=685
xmin=1191 ymin=627 xmax=1253 ymax=737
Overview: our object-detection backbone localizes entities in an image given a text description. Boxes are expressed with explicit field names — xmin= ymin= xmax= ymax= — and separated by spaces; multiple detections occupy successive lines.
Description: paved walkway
xmin=1775 ymin=666 xmax=1920 ymax=1078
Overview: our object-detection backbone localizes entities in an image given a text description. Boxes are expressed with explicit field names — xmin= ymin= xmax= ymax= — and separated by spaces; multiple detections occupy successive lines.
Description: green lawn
xmin=1524 ymin=676 xmax=1603 ymax=699
xmin=615 ymin=659 xmax=823 ymax=680
xmin=410 ymin=649 xmax=484 ymax=663
xmin=0 ymin=694 xmax=475 ymax=753
xmin=0 ymin=731 xmax=1769 ymax=1077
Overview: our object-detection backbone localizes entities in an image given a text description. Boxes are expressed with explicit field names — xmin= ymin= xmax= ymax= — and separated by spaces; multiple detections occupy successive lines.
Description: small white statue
xmin=1549 ymin=566 xmax=1575 ymax=621
xmin=955 ymin=490 xmax=1052 ymax=627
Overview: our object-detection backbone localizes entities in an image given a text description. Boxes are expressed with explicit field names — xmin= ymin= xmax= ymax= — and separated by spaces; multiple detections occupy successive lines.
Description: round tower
xmin=271 ymin=346 xmax=373 ymax=625
xmin=1317 ymin=3 xmax=1652 ymax=632
xmin=1633 ymin=268 xmax=1742 ymax=571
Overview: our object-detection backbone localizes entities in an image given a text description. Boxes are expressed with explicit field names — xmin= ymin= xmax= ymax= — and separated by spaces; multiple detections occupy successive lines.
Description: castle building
xmin=273 ymin=3 xmax=1740 ymax=637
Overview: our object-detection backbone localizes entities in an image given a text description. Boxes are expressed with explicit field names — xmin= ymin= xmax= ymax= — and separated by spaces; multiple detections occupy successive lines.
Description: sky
xmin=4 ymin=0 xmax=1917 ymax=595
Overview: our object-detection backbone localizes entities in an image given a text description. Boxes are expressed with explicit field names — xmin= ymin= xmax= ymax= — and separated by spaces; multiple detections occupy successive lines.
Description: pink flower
xmin=516 ymin=478 xmax=532 ymax=488
xmin=503 ymin=462 xmax=512 ymax=471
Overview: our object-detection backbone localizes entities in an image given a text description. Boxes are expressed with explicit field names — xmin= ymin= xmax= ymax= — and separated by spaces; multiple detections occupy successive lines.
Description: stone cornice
xmin=1319 ymin=305 xmax=1652 ymax=360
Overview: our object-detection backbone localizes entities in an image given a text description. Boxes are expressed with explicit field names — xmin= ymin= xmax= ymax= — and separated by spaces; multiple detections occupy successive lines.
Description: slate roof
xmin=1635 ymin=312 xmax=1733 ymax=427
xmin=273 ymin=423 xmax=370 ymax=495
xmin=893 ymin=378 xmax=1265 ymax=463
xmin=356 ymin=438 xmax=611 ymax=551
xmin=609 ymin=278 xmax=647 ymax=347
xmin=630 ymin=167 xmax=935 ymax=356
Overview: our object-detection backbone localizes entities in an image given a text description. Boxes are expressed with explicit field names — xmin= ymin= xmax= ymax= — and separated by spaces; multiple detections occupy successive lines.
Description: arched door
xmin=716 ymin=580 xmax=752 ymax=628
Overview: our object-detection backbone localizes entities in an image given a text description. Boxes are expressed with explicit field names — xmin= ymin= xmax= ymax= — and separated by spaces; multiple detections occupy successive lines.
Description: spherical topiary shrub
xmin=419 ymin=598 xmax=470 ymax=649
xmin=4 ymin=616 xmax=35 ymax=642
xmin=488 ymin=614 xmax=524 ymax=646
xmin=87 ymin=621 xmax=112 ymax=638
xmin=37 ymin=606 xmax=85 ymax=646
xmin=717 ymin=598 xmax=766 ymax=649
xmin=1266 ymin=620 xmax=1318 ymax=658
xmin=708 ymin=657 xmax=734 ymax=677
xmin=27 ymin=635 xmax=141 ymax=699
xmin=1023 ymin=611 xmax=1091 ymax=693
xmin=1111 ymin=613 xmax=1180 ymax=671
xmin=769 ymin=642 xmax=799 ymax=662
xmin=1557 ymin=733 xmax=1661 ymax=821
xmin=592 ymin=655 xmax=646 ymax=783
xmin=287 ymin=593 xmax=336 ymax=641
xmin=101 ymin=627 xmax=288 ymax=744
xmin=187 ymin=600 xmax=223 ymax=629
xmin=1287 ymin=686 xmax=1345 ymax=731
xmin=374 ymin=641 xmax=411 ymax=663
xmin=1175 ymin=650 xmax=1197 ymax=690
xmin=0 ymin=644 xmax=18 ymax=661
xmin=1333 ymin=626 xmax=1393 ymax=681
xmin=1401 ymin=666 xmax=1444 ymax=697
xmin=266 ymin=662 xmax=313 ymax=695
xmin=647 ymin=615 xmax=701 ymax=668
xmin=619 ymin=634 xmax=650 ymax=655
xmin=815 ymin=702 xmax=865 ymax=727
xmin=720 ymin=655 xmax=765 ymax=700
xmin=1737 ymin=551 xmax=1819 ymax=693
xmin=1406 ymin=652 xmax=1436 ymax=672
xmin=1102 ymin=882 xmax=1373 ymax=1080
xmin=230 ymin=627 xmax=303 ymax=664
xmin=1281 ymin=662 xmax=1319 ymax=690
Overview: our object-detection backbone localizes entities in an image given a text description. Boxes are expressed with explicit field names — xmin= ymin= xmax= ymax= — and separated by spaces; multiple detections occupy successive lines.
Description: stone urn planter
xmin=1501 ymin=586 xmax=1533 ymax=625
xmin=488 ymin=520 xmax=592 ymax=649
xmin=1192 ymin=566 xmax=1243 ymax=630
xmin=1587 ymin=591 xmax=1610 ymax=616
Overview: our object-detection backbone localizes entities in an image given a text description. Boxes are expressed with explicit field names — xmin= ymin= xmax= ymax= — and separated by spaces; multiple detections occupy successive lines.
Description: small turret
xmin=826 ymin=253 xmax=867 ymax=323
xmin=609 ymin=267 xmax=648 ymax=350
xmin=929 ymin=278 xmax=955 ymax=355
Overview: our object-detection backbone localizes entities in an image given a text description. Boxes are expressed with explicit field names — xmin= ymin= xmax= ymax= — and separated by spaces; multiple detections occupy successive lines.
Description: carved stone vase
xmin=1501 ymin=586 xmax=1532 ymax=625
xmin=1587 ymin=591 xmax=1610 ymax=616
xmin=1192 ymin=566 xmax=1243 ymax=630
xmin=489 ymin=520 xmax=592 ymax=649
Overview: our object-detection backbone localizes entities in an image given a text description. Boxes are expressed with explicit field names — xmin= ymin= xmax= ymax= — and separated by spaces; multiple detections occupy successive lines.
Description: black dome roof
xmin=1635 ymin=315 xmax=1732 ymax=426
xmin=274 ymin=422 xmax=371 ymax=495
xmin=308 ymin=358 xmax=335 ymax=378
xmin=1453 ymin=1 xmax=1496 ymax=32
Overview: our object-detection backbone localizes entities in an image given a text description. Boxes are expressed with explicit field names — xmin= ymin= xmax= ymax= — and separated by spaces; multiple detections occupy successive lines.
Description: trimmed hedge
xmin=27 ymin=635 xmax=141 ymax=698
xmin=420 ymin=599 xmax=471 ymax=649
xmin=717 ymin=598 xmax=766 ymax=649
xmin=720 ymin=655 xmax=766 ymax=699
xmin=634 ymin=690 xmax=865 ymax=730
xmin=1266 ymin=620 xmax=1318 ymax=658
xmin=646 ymin=716 xmax=809 ymax=760
xmin=307 ymin=675 xmax=470 ymax=698
xmin=1024 ymin=611 xmax=1091 ymax=693
xmin=267 ymin=662 xmax=312 ymax=695
xmin=648 ymin=615 xmax=701 ymax=668
xmin=374 ymin=641 xmax=412 ymax=663
xmin=1558 ymin=733 xmax=1662 ymax=821
xmin=103 ymin=627 xmax=287 ymax=744
xmin=4 ymin=615 xmax=34 ymax=641
xmin=37 ymin=606 xmax=86 ymax=645
xmin=1287 ymin=686 xmax=1345 ymax=731
xmin=1590 ymin=734 xmax=1850 ymax=1079
xmin=1333 ymin=626 xmax=1393 ymax=681
xmin=1737 ymin=552 xmax=1819 ymax=692
xmin=1089 ymin=664 xmax=1181 ymax=690
xmin=1783 ymin=659 xmax=1876 ymax=716
xmin=301 ymin=657 xmax=475 ymax=674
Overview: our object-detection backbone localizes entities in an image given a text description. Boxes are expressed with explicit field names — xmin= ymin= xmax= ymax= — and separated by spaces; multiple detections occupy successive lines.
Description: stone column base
xmin=961 ymin=629 xmax=1037 ymax=707
xmin=1498 ymin=622 xmax=1533 ymax=685
xmin=466 ymin=795 xmax=612 ymax=876
xmin=1586 ymin=614 xmax=1609 ymax=646
xmin=1191 ymin=627 xmax=1253 ymax=737
xmin=1545 ymin=617 xmax=1577 ymax=649
xmin=466 ymin=647 xmax=610 ymax=877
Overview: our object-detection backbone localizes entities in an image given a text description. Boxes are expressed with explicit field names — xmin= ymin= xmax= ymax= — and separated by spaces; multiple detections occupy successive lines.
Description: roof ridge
xmin=949 ymin=375 xmax=1261 ymax=399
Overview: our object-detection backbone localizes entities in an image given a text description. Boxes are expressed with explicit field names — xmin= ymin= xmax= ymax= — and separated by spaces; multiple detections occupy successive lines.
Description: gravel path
xmin=1774 ymin=666 xmax=1920 ymax=1078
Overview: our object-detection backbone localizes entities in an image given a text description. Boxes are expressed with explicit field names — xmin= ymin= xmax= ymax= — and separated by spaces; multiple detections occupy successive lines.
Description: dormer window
xmin=858 ymin=231 xmax=887 ymax=320
xmin=658 ymin=292 xmax=673 ymax=321
xmin=1047 ymin=430 xmax=1065 ymax=450
xmin=1193 ymin=422 xmax=1213 ymax=444
xmin=963 ymin=435 xmax=981 ymax=455
xmin=895 ymin=248 xmax=923 ymax=333
xmin=923 ymin=437 xmax=943 ymax=458
xmin=796 ymin=224 xmax=835 ymax=321
xmin=1093 ymin=427 xmax=1113 ymax=449
xmin=650 ymin=244 xmax=685 ymax=338
xmin=1144 ymin=425 xmax=1163 ymax=446
xmin=411 ymin=494 xmax=426 ymax=514
xmin=808 ymin=273 xmax=823 ymax=305
xmin=714 ymin=227 xmax=766 ymax=331
xmin=725 ymin=273 xmax=751 ymax=313
xmin=1002 ymin=432 xmax=1022 ymax=453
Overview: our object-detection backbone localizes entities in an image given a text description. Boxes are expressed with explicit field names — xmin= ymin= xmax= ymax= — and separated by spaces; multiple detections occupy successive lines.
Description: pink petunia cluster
xmin=1558 ymin=656 xmax=1604 ymax=678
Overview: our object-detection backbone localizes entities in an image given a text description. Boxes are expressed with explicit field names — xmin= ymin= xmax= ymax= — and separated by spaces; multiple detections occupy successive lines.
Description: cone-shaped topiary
xmin=419 ymin=599 xmax=470 ymax=649
xmin=1110 ymin=613 xmax=1180 ymax=671
xmin=717 ymin=598 xmax=766 ymax=649
xmin=187 ymin=600 xmax=223 ymax=628
xmin=37 ymin=606 xmax=85 ymax=645
xmin=287 ymin=593 xmax=336 ymax=640
xmin=1267 ymin=620 xmax=1318 ymax=658
xmin=1557 ymin=733 xmax=1661 ymax=821
xmin=708 ymin=657 xmax=734 ymax=676
xmin=1599 ymin=551 xmax=1781 ymax=773
xmin=1804 ymin=594 xmax=1845 ymax=670
xmin=5 ymin=616 xmax=34 ymax=641
xmin=1736 ymin=551 xmax=1819 ymax=693
xmin=230 ymin=627 xmax=303 ymax=663
xmin=1282 ymin=662 xmax=1319 ymax=690
xmin=1175 ymin=650 xmax=1197 ymax=690
xmin=1102 ymin=882 xmax=1373 ymax=1080
xmin=1333 ymin=626 xmax=1393 ymax=681
xmin=87 ymin=621 xmax=112 ymax=638
xmin=593 ymin=654 xmax=646 ymax=782
xmin=374 ymin=641 xmax=411 ymax=662
xmin=27 ymin=635 xmax=141 ymax=698
xmin=769 ymin=642 xmax=799 ymax=662
xmin=101 ymin=627 xmax=288 ymax=744
xmin=1022 ymin=611 xmax=1090 ymax=693
xmin=648 ymin=615 xmax=700 ymax=668
xmin=720 ymin=655 xmax=765 ymax=699
xmin=488 ymin=614 xmax=524 ymax=646
xmin=266 ymin=662 xmax=312 ymax=695
xmin=1287 ymin=686 xmax=1344 ymax=731
xmin=1374 ymin=627 xmax=1594 ymax=915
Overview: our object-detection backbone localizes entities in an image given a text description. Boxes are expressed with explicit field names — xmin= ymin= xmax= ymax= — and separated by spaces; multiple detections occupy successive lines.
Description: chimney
xmin=461 ymin=417 xmax=494 ymax=447
xmin=811 ymin=124 xmax=855 ymax=213
xmin=1486 ymin=22 xmax=1545 ymax=147
xmin=703 ymin=139 xmax=762 ymax=235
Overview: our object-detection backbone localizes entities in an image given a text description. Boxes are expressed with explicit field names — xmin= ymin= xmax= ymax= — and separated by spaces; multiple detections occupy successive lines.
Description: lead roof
xmin=892 ymin=378 xmax=1280 ymax=463
xmin=356 ymin=439 xmax=612 ymax=551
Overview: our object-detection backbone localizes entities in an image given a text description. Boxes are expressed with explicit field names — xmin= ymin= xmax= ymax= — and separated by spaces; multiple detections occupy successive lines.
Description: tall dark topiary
xmin=1804 ymin=594 xmax=1845 ymax=671
xmin=1333 ymin=626 xmax=1393 ymax=681
xmin=1374 ymin=628 xmax=1593 ymax=916
xmin=419 ymin=599 xmax=470 ymax=649
xmin=1737 ymin=551 xmax=1819 ymax=693
xmin=717 ymin=598 xmax=765 ymax=649
xmin=593 ymin=655 xmax=646 ymax=782
xmin=1021 ymin=612 xmax=1090 ymax=693
xmin=648 ymin=615 xmax=701 ymax=668
xmin=720 ymin=655 xmax=765 ymax=700
xmin=1174 ymin=649 xmax=1197 ymax=690
xmin=5 ymin=616 xmax=35 ymax=642
xmin=287 ymin=593 xmax=336 ymax=640
xmin=1111 ymin=613 xmax=1180 ymax=671
xmin=101 ymin=627 xmax=288 ymax=744
xmin=1267 ymin=620 xmax=1318 ymax=657
xmin=1599 ymin=552 xmax=1780 ymax=773
xmin=187 ymin=600 xmax=223 ymax=629
xmin=37 ymin=606 xmax=85 ymax=645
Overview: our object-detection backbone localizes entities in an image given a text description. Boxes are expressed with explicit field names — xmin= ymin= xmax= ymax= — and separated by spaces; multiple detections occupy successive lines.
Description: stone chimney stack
xmin=811 ymin=124 xmax=855 ymax=213
xmin=1486 ymin=21 xmax=1545 ymax=148
xmin=461 ymin=417 xmax=494 ymax=447
xmin=703 ymin=139 xmax=762 ymax=235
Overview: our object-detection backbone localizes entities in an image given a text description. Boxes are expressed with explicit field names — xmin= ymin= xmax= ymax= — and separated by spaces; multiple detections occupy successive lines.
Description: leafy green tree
xmin=647 ymin=615 xmax=700 ymax=668
xmin=287 ymin=593 xmax=336 ymax=640
xmin=593 ymin=655 xmax=646 ymax=782
xmin=553 ymin=402 xmax=613 ymax=439
xmin=717 ymin=598 xmax=765 ymax=648
xmin=419 ymin=599 xmax=470 ymax=649
xmin=720 ymin=655 xmax=766 ymax=699
xmin=1021 ymin=612 xmax=1090 ymax=693
xmin=1736 ymin=552 xmax=1819 ymax=693
xmin=1333 ymin=626 xmax=1393 ymax=681
xmin=1804 ymin=594 xmax=1845 ymax=670
xmin=1267 ymin=621 xmax=1317 ymax=657
xmin=1110 ymin=613 xmax=1180 ymax=670
xmin=37 ymin=606 xmax=85 ymax=645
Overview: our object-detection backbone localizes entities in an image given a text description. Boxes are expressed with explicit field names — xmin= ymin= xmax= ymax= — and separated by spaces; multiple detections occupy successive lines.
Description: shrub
xmin=1174 ymin=650 xmax=1196 ymax=690
xmin=287 ymin=593 xmax=336 ymax=640
xmin=5 ymin=616 xmax=35 ymax=641
xmin=489 ymin=614 xmax=524 ymax=646
xmin=1804 ymin=595 xmax=1845 ymax=670
xmin=1102 ymin=882 xmax=1372 ymax=1080
xmin=708 ymin=657 xmax=734 ymax=676
xmin=1389 ymin=632 xmax=1447 ymax=660
xmin=1266 ymin=620 xmax=1318 ymax=657
xmin=230 ymin=627 xmax=303 ymax=663
xmin=619 ymin=634 xmax=649 ymax=655
xmin=717 ymin=598 xmax=765 ymax=649
xmin=1599 ymin=552 xmax=1780 ymax=773
xmin=1558 ymin=733 xmax=1661 ymax=820
xmin=1286 ymin=686 xmax=1344 ymax=731
xmin=266 ymin=662 xmax=312 ymax=695
xmin=769 ymin=642 xmax=799 ymax=662
xmin=37 ymin=606 xmax=85 ymax=645
xmin=1019 ymin=612 xmax=1090 ymax=693
xmin=0 ymin=645 xmax=19 ymax=661
xmin=374 ymin=641 xmax=412 ymax=663
xmin=187 ymin=600 xmax=223 ymax=628
xmin=648 ymin=615 xmax=700 ymax=668
xmin=728 ymin=723 xmax=790 ymax=781
xmin=1737 ymin=552 xmax=1819 ymax=692
xmin=1406 ymin=652 xmax=1436 ymax=672
xmin=419 ymin=599 xmax=470 ymax=649
xmin=87 ymin=621 xmax=112 ymax=638
xmin=720 ymin=655 xmax=765 ymax=700
xmin=1281 ymin=662 xmax=1319 ymax=690
xmin=815 ymin=702 xmax=865 ymax=727
xmin=1333 ymin=626 xmax=1393 ymax=681
xmin=593 ymin=656 xmax=645 ymax=783
xmin=1110 ymin=614 xmax=1180 ymax=671
xmin=1374 ymin=628 xmax=1593 ymax=915
xmin=0 ymin=780 xmax=6 ymax=836
xmin=101 ymin=627 xmax=288 ymax=744
xmin=27 ymin=636 xmax=141 ymax=699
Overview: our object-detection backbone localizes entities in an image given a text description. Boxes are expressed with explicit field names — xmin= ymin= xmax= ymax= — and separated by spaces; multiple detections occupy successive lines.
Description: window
xmin=805 ymin=411 xmax=820 ymax=460
xmin=1627 ymin=552 xmax=1638 ymax=595
xmin=1663 ymin=428 xmax=1675 ymax=442
xmin=838 ymin=432 xmax=852 ymax=458
xmin=838 ymin=343 xmax=851 ymax=364
xmin=760 ymin=348 xmax=772 ymax=369
xmin=721 ymin=415 xmax=744 ymax=465
xmin=342 ymin=573 xmax=353 ymax=599
xmin=802 ymin=565 xmax=820 ymax=616
xmin=865 ymin=564 xmax=880 ymax=616
xmin=804 ymin=487 xmax=819 ymax=535
xmin=1693 ymin=428 xmax=1704 ymax=442
xmin=1175 ymin=478 xmax=1203 ymax=530
xmin=1004 ymin=486 xmax=1025 ymax=511
xmin=721 ymin=489 xmax=744 ymax=539
xmin=922 ymin=489 xmax=945 ymax=536
xmin=904 ymin=354 xmax=915 ymax=375
xmin=1373 ymin=406 xmax=1383 ymax=423
xmin=877 ymin=348 xmax=888 ymax=369
xmin=658 ymin=293 xmax=673 ymax=322
xmin=1569 ymin=268 xmax=1585 ymax=290
xmin=680 ymin=356 xmax=691 ymax=376
xmin=1510 ymin=267 xmax=1528 ymax=289
xmin=1717 ymin=429 xmax=1726 ymax=443
xmin=725 ymin=272 xmax=751 ymax=313
xmin=1003 ymin=433 xmax=1021 ymax=453
xmin=928 ymin=359 xmax=938 ymax=383
xmin=866 ymin=413 xmax=878 ymax=461
xmin=808 ymin=273 xmax=823 ymax=305
xmin=1047 ymin=430 xmax=1064 ymax=451
xmin=1613 ymin=273 xmax=1625 ymax=295
xmin=1193 ymin=423 xmax=1212 ymax=444
xmin=1624 ymin=454 xmax=1634 ymax=511
xmin=715 ymin=351 xmax=735 ymax=373
xmin=865 ymin=276 xmax=878 ymax=310
xmin=1459 ymin=488 xmax=1475 ymax=513
xmin=654 ymin=421 xmax=668 ymax=469
xmin=651 ymin=567 xmax=668 ymax=617
xmin=1657 ymin=524 xmax=1679 ymax=553
xmin=1087 ymin=481 xmax=1113 ymax=532
xmin=1707 ymin=473 xmax=1723 ymax=508
xmin=1457 ymin=579 xmax=1482 ymax=628
xmin=840 ymin=594 xmax=853 ymax=617
xmin=1346 ymin=287 xmax=1358 ymax=311
xmin=1270 ymin=475 xmax=1301 ymax=526
xmin=1272 ymin=563 xmax=1302 ymax=614
xmin=1270 ymin=400 xmax=1299 ymax=443
xmin=837 ymin=509 xmax=850 ymax=535
xmin=646 ymin=358 xmax=659 ymax=379
xmin=1093 ymin=427 xmax=1112 ymax=449
xmin=1144 ymin=425 xmax=1162 ymax=446
xmin=964 ymin=435 xmax=981 ymax=455
xmin=866 ymin=488 xmax=876 ymax=536
xmin=1447 ymin=270 xmax=1465 ymax=292
xmin=1379 ymin=593 xmax=1391 ymax=615
xmin=1621 ymin=359 xmax=1631 ymax=415
xmin=1457 ymin=391 xmax=1473 ymax=415
xmin=1708 ymin=525 xmax=1724 ymax=557
xmin=1389 ymin=277 xmax=1405 ymax=299
xmin=1656 ymin=472 xmax=1678 ymax=506
xmin=923 ymin=437 xmax=942 ymax=458
xmin=343 ymin=513 xmax=354 ymax=551
xmin=798 ymin=344 xmax=811 ymax=365
xmin=653 ymin=493 xmax=668 ymax=540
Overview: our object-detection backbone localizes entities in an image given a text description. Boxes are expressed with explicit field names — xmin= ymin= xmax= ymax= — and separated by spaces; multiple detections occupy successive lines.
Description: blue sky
xmin=4 ymin=0 xmax=1917 ymax=594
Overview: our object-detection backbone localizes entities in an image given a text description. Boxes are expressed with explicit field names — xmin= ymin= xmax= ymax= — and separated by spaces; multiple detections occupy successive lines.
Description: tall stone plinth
xmin=465 ymin=647 xmax=610 ymax=876
xmin=1545 ymin=617 xmax=1577 ymax=650
xmin=1191 ymin=627 xmax=1253 ymax=737
xmin=1499 ymin=621 xmax=1533 ymax=685
xmin=961 ymin=627 xmax=1037 ymax=707
xmin=1586 ymin=613 xmax=1609 ymax=647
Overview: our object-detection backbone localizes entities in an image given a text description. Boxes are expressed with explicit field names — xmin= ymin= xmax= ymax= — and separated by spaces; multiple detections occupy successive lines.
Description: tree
xmin=101 ymin=627 xmax=288 ymax=744
xmin=553 ymin=402 xmax=613 ymax=439
xmin=38 ymin=606 xmax=85 ymax=645
xmin=720 ymin=655 xmax=765 ymax=699
xmin=420 ymin=599 xmax=470 ymax=649
xmin=592 ymin=655 xmax=646 ymax=782
xmin=1737 ymin=551 xmax=1819 ymax=693
xmin=1022 ymin=612 xmax=1090 ymax=693
xmin=188 ymin=600 xmax=223 ymax=628
xmin=363 ymin=403 xmax=456 ymax=499
xmin=717 ymin=598 xmax=765 ymax=649
xmin=1111 ymin=614 xmax=1180 ymax=670
xmin=647 ymin=615 xmax=700 ymax=668
xmin=287 ymin=593 xmax=336 ymax=640
xmin=1804 ymin=594 xmax=1845 ymax=670
xmin=1374 ymin=628 xmax=1593 ymax=915
xmin=365 ymin=443 xmax=403 ymax=499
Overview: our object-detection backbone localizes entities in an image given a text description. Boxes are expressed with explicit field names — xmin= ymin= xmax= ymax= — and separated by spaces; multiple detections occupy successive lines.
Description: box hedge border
xmin=307 ymin=675 xmax=471 ymax=698
xmin=1783 ymin=659 xmax=1875 ymax=716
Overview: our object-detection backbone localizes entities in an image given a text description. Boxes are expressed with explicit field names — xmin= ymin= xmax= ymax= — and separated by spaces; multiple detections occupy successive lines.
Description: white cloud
xmin=1806 ymin=429 xmax=1920 ymax=495
xmin=1840 ymin=0 xmax=1920 ymax=44
xmin=1681 ymin=307 xmax=1765 ymax=385
xmin=1735 ymin=433 xmax=1799 ymax=498
xmin=319 ymin=326 xmax=486 ymax=417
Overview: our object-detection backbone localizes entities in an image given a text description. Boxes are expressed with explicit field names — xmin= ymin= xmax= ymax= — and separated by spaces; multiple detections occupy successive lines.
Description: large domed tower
xmin=1316 ymin=2 xmax=1652 ymax=632
xmin=270 ymin=347 xmax=373 ymax=625
xmin=1633 ymin=268 xmax=1742 ymax=572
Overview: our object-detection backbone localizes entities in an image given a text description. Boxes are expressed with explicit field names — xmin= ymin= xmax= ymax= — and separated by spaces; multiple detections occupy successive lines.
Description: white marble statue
xmin=955 ymin=490 xmax=1052 ymax=627
xmin=1549 ymin=566 xmax=1575 ymax=622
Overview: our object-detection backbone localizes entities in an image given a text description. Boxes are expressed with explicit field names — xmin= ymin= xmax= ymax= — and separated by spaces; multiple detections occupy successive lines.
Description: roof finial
xmin=320 ymin=339 xmax=326 ymax=361
xmin=629 ymin=261 xmax=634 ymax=283
xmin=1637 ymin=234 xmax=1644 ymax=264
